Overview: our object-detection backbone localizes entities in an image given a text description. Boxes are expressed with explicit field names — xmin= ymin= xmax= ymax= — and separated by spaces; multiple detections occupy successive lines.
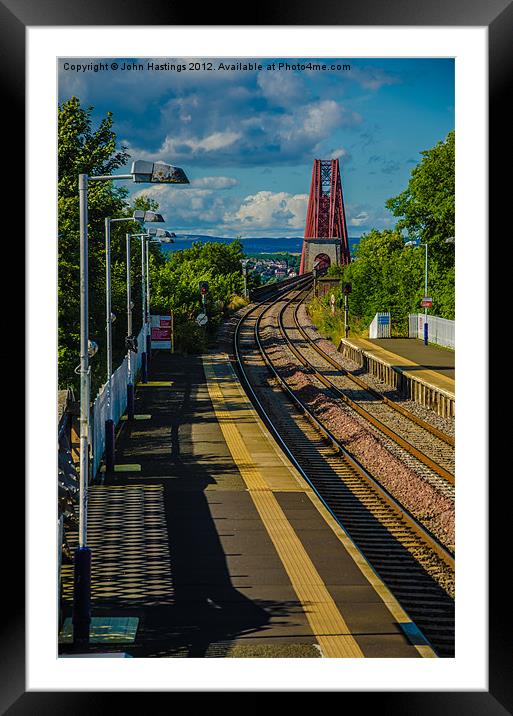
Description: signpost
xmin=199 ymin=281 xmax=209 ymax=314
xmin=342 ymin=282 xmax=352 ymax=338
xmin=420 ymin=296 xmax=432 ymax=345
xmin=196 ymin=313 xmax=208 ymax=327
xmin=150 ymin=315 xmax=172 ymax=349
xmin=330 ymin=293 xmax=336 ymax=315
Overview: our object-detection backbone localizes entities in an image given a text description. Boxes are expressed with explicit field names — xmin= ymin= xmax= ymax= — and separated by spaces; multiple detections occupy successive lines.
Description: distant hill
xmin=160 ymin=235 xmax=361 ymax=256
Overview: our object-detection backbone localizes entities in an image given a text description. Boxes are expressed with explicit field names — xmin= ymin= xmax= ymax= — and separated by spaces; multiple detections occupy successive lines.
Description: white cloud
xmin=131 ymin=186 xmax=310 ymax=235
xmin=257 ymin=70 xmax=305 ymax=105
xmin=162 ymin=130 xmax=242 ymax=154
xmin=224 ymin=191 xmax=308 ymax=230
xmin=132 ymin=185 xmax=231 ymax=226
xmin=350 ymin=211 xmax=369 ymax=227
xmin=328 ymin=147 xmax=349 ymax=160
xmin=191 ymin=176 xmax=238 ymax=189
xmin=350 ymin=66 xmax=400 ymax=91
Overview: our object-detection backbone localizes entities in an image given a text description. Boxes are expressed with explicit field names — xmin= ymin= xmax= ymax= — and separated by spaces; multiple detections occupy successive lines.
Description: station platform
xmin=339 ymin=337 xmax=455 ymax=418
xmin=60 ymin=349 xmax=434 ymax=658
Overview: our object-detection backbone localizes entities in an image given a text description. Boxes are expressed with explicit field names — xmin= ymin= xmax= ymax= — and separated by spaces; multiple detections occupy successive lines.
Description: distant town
xmin=247 ymin=255 xmax=299 ymax=283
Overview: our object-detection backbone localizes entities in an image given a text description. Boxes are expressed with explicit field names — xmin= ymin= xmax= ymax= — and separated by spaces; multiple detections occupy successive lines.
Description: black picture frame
xmin=4 ymin=0 xmax=508 ymax=710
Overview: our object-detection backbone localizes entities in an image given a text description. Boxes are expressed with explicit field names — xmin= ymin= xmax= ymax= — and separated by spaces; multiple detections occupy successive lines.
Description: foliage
xmin=386 ymin=130 xmax=455 ymax=273
xmin=58 ymin=97 xmax=164 ymax=394
xmin=315 ymin=131 xmax=455 ymax=338
xmin=149 ymin=240 xmax=249 ymax=350
xmin=58 ymin=97 xmax=256 ymax=394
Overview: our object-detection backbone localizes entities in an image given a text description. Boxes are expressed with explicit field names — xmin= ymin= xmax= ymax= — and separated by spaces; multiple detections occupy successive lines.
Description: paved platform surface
xmin=344 ymin=337 xmax=455 ymax=396
xmin=60 ymin=349 xmax=432 ymax=658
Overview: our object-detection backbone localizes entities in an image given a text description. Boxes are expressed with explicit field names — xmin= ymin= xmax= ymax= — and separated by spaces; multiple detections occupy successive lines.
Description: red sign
xmin=151 ymin=316 xmax=171 ymax=344
xmin=151 ymin=327 xmax=170 ymax=340
xmin=420 ymin=297 xmax=433 ymax=308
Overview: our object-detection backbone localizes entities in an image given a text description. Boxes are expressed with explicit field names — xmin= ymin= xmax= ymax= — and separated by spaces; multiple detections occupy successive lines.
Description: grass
xmin=307 ymin=297 xmax=368 ymax=346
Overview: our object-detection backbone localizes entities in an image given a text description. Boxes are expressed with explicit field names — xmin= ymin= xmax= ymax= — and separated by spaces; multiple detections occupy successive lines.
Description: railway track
xmin=280 ymin=289 xmax=455 ymax=489
xmin=233 ymin=279 xmax=455 ymax=657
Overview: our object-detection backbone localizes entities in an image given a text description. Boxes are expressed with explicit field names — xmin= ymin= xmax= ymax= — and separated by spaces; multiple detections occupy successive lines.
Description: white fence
xmin=408 ymin=314 xmax=455 ymax=349
xmin=369 ymin=312 xmax=391 ymax=338
xmin=91 ymin=325 xmax=146 ymax=478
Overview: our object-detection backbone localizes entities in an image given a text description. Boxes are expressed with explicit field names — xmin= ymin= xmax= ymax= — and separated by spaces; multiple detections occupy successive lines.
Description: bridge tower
xmin=299 ymin=158 xmax=350 ymax=274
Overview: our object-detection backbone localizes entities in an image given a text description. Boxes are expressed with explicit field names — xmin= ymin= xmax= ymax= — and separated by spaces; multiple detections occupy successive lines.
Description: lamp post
xmin=405 ymin=239 xmax=429 ymax=346
xmin=312 ymin=261 xmax=319 ymax=297
xmin=146 ymin=230 xmax=175 ymax=364
xmin=126 ymin=227 xmax=176 ymax=400
xmin=240 ymin=259 xmax=250 ymax=300
xmin=342 ymin=282 xmax=352 ymax=338
xmin=422 ymin=242 xmax=428 ymax=346
xmin=104 ymin=211 xmax=164 ymax=473
xmin=125 ymin=230 xmax=147 ymax=416
xmin=74 ymin=161 xmax=188 ymax=647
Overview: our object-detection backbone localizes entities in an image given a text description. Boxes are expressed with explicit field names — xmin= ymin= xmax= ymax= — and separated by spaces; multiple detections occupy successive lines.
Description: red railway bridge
xmin=299 ymin=158 xmax=351 ymax=274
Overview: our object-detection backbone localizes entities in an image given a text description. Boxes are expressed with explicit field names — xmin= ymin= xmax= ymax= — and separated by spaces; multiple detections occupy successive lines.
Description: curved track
xmin=281 ymin=289 xmax=455 ymax=488
xmin=233 ymin=279 xmax=455 ymax=657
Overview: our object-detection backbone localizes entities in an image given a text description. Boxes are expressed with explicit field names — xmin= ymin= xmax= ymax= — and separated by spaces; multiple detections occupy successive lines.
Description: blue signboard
xmin=377 ymin=315 xmax=390 ymax=325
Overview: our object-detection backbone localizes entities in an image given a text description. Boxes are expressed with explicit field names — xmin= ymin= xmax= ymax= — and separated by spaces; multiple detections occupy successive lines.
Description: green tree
xmin=335 ymin=229 xmax=424 ymax=334
xmin=315 ymin=131 xmax=456 ymax=338
xmin=58 ymin=96 xmax=143 ymax=393
xmin=386 ymin=130 xmax=455 ymax=275
xmin=149 ymin=240 xmax=248 ymax=351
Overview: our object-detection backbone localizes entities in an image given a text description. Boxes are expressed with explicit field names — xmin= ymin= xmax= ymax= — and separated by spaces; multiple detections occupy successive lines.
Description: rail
xmin=234 ymin=282 xmax=454 ymax=569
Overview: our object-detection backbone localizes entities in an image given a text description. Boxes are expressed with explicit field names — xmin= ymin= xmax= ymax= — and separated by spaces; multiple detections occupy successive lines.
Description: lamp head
xmin=131 ymin=160 xmax=189 ymax=184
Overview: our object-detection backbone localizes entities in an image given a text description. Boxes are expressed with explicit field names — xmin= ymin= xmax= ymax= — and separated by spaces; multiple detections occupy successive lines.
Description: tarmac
xmin=342 ymin=337 xmax=455 ymax=397
xmin=59 ymin=347 xmax=433 ymax=658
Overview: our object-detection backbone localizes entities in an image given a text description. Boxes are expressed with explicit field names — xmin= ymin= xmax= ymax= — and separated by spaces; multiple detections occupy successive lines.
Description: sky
xmin=58 ymin=57 xmax=454 ymax=238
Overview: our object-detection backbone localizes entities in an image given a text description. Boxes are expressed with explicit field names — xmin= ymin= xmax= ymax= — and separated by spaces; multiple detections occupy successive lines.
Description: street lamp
xmin=240 ymin=259 xmax=250 ymax=300
xmin=312 ymin=260 xmax=320 ymax=297
xmin=104 ymin=211 xmax=165 ymax=474
xmin=148 ymin=227 xmax=175 ymax=242
xmin=125 ymin=228 xmax=176 ymax=403
xmin=146 ymin=234 xmax=176 ymax=360
xmin=74 ymin=160 xmax=188 ymax=647
xmin=405 ymin=239 xmax=429 ymax=346
xmin=146 ymin=232 xmax=175 ymax=359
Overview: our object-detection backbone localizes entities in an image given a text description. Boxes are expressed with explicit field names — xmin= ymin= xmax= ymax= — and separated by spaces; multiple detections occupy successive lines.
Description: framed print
xmin=2 ymin=0 xmax=509 ymax=709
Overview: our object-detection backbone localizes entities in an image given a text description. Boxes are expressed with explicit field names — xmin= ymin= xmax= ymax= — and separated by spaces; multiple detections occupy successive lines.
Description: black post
xmin=141 ymin=352 xmax=148 ymax=383
xmin=127 ymin=383 xmax=135 ymax=421
xmin=105 ymin=419 xmax=115 ymax=473
xmin=146 ymin=333 xmax=151 ymax=375
xmin=72 ymin=546 xmax=92 ymax=647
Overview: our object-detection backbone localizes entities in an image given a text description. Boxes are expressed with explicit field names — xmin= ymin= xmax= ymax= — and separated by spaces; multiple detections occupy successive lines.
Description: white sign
xmin=150 ymin=315 xmax=171 ymax=349
xmin=196 ymin=313 xmax=208 ymax=326
xmin=330 ymin=293 xmax=336 ymax=305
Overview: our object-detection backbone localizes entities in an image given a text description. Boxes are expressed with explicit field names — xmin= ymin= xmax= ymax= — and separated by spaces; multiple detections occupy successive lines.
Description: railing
xmin=369 ymin=312 xmax=391 ymax=338
xmin=408 ymin=314 xmax=455 ymax=349
xmin=91 ymin=325 xmax=146 ymax=477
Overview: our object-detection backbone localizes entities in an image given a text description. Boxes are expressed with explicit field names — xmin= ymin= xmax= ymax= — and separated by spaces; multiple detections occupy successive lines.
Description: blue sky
xmin=59 ymin=57 xmax=454 ymax=238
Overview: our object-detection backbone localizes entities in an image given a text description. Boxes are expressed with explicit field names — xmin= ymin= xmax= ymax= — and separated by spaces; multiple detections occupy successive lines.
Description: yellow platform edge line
xmin=204 ymin=355 xmax=363 ymax=659
xmin=99 ymin=464 xmax=141 ymax=473
xmin=205 ymin=352 xmax=437 ymax=659
xmin=137 ymin=381 xmax=173 ymax=387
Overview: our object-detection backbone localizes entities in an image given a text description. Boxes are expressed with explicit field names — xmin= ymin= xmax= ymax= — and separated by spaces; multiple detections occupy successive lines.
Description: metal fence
xmin=408 ymin=313 xmax=455 ymax=349
xmin=369 ymin=312 xmax=391 ymax=338
xmin=91 ymin=325 xmax=146 ymax=478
